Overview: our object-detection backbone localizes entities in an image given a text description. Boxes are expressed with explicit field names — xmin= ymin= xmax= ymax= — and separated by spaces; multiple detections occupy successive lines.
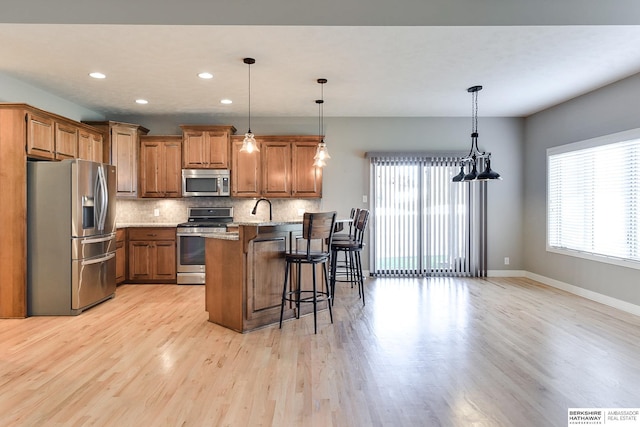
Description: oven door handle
xmin=177 ymin=232 xmax=217 ymax=238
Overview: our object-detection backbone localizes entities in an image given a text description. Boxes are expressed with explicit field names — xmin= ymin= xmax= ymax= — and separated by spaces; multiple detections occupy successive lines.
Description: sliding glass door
xmin=369 ymin=154 xmax=487 ymax=277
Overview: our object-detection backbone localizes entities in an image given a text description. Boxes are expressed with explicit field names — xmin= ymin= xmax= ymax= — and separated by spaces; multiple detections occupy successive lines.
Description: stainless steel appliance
xmin=27 ymin=159 xmax=117 ymax=315
xmin=177 ymin=207 xmax=233 ymax=284
xmin=182 ymin=169 xmax=230 ymax=197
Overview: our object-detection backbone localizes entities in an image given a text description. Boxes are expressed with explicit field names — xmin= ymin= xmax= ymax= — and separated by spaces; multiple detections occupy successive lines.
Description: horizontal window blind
xmin=548 ymin=134 xmax=640 ymax=265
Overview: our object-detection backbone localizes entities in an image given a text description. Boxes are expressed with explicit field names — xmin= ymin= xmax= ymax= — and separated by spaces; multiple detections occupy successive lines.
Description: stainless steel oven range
xmin=176 ymin=207 xmax=233 ymax=284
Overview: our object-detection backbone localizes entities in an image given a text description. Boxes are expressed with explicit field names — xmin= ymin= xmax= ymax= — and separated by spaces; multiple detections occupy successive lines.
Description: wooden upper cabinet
xmin=78 ymin=128 xmax=103 ymax=163
xmin=292 ymin=140 xmax=323 ymax=198
xmin=231 ymin=136 xmax=261 ymax=198
xmin=54 ymin=122 xmax=78 ymax=160
xmin=140 ymin=135 xmax=182 ymax=198
xmin=180 ymin=125 xmax=236 ymax=169
xmin=262 ymin=140 xmax=292 ymax=198
xmin=112 ymin=125 xmax=138 ymax=196
xmin=83 ymin=121 xmax=149 ymax=198
xmin=26 ymin=112 xmax=55 ymax=160
xmin=231 ymin=135 xmax=323 ymax=198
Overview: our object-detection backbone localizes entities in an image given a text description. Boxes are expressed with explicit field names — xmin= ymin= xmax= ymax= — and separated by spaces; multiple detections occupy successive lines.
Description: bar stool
xmin=279 ymin=211 xmax=337 ymax=334
xmin=330 ymin=208 xmax=359 ymax=285
xmin=330 ymin=209 xmax=370 ymax=305
xmin=333 ymin=208 xmax=359 ymax=241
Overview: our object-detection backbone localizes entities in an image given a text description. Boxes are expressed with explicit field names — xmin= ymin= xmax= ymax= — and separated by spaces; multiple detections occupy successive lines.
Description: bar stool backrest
xmin=348 ymin=208 xmax=360 ymax=237
xmin=353 ymin=209 xmax=370 ymax=246
xmin=302 ymin=211 xmax=337 ymax=259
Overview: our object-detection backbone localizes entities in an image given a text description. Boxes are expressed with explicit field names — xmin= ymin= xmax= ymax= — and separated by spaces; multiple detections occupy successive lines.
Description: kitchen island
xmin=205 ymin=221 xmax=328 ymax=333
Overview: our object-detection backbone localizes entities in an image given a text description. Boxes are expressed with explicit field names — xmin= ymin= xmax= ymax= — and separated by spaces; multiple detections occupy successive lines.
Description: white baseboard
xmin=487 ymin=270 xmax=527 ymax=277
xmin=525 ymin=271 xmax=640 ymax=317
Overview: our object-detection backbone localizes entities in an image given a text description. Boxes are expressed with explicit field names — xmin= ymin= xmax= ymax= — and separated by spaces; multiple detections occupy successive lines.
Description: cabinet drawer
xmin=128 ymin=227 xmax=176 ymax=241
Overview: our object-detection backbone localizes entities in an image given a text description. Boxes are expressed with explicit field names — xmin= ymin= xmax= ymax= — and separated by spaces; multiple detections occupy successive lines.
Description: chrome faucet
xmin=251 ymin=198 xmax=272 ymax=221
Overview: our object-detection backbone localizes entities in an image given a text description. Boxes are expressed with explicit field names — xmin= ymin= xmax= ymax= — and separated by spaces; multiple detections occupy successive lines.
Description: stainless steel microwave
xmin=182 ymin=169 xmax=231 ymax=197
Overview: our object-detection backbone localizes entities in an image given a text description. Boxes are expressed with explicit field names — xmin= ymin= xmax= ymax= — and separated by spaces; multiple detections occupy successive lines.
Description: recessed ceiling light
xmin=198 ymin=72 xmax=214 ymax=79
xmin=135 ymin=99 xmax=148 ymax=105
xmin=89 ymin=72 xmax=106 ymax=79
xmin=220 ymin=99 xmax=232 ymax=105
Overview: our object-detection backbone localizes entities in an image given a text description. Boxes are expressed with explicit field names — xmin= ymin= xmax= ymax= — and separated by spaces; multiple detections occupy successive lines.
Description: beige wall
xmin=119 ymin=114 xmax=525 ymax=272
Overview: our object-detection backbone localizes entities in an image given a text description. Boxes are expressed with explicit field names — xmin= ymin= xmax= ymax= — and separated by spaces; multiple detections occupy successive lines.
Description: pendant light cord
xmin=320 ymin=82 xmax=324 ymax=140
xmin=247 ymin=61 xmax=251 ymax=133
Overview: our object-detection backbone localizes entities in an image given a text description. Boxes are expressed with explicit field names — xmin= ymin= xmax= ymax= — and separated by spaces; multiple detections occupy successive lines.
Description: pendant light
xmin=313 ymin=78 xmax=330 ymax=168
xmin=453 ymin=85 xmax=501 ymax=182
xmin=240 ymin=57 xmax=259 ymax=153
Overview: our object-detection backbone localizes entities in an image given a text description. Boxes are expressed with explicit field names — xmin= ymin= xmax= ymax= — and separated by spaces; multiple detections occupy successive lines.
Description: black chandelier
xmin=452 ymin=85 xmax=501 ymax=182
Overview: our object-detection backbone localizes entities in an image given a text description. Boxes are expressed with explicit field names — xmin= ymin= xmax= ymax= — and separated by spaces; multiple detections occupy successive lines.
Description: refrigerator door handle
xmin=81 ymin=235 xmax=115 ymax=245
xmin=81 ymin=252 xmax=115 ymax=266
xmin=96 ymin=165 xmax=108 ymax=232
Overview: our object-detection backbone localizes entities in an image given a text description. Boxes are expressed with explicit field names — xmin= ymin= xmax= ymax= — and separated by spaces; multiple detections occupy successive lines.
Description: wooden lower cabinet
xmin=206 ymin=223 xmax=325 ymax=333
xmin=115 ymin=229 xmax=127 ymax=285
xmin=127 ymin=227 xmax=176 ymax=283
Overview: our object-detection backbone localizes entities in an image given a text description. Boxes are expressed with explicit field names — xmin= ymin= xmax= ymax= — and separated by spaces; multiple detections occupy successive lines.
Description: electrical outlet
xmin=153 ymin=208 xmax=160 ymax=217
xmin=504 ymin=257 xmax=510 ymax=265
xmin=297 ymin=208 xmax=305 ymax=217
xmin=362 ymin=195 xmax=368 ymax=203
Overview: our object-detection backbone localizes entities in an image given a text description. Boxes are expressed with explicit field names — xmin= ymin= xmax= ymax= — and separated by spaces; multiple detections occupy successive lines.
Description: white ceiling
xmin=2 ymin=2 xmax=640 ymax=118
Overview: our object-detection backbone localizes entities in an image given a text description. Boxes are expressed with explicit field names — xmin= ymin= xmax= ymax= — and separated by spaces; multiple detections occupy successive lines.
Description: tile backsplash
xmin=116 ymin=198 xmax=322 ymax=225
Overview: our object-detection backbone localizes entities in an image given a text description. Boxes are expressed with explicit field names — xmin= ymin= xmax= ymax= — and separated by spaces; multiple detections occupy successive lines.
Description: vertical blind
xmin=548 ymin=134 xmax=640 ymax=265
xmin=368 ymin=153 xmax=487 ymax=277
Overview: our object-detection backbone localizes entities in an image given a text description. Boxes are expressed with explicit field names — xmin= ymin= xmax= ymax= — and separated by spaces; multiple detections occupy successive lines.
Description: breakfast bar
xmin=205 ymin=221 xmax=328 ymax=333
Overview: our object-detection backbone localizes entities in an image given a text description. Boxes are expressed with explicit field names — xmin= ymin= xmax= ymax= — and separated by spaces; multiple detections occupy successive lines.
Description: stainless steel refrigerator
xmin=27 ymin=159 xmax=117 ymax=315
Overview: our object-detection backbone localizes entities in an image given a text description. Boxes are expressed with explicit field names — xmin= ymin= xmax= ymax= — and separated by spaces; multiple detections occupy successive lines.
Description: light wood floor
xmin=1 ymin=277 xmax=639 ymax=426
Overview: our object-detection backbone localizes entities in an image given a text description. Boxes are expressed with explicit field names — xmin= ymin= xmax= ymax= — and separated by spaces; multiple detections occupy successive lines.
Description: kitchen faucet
xmin=251 ymin=198 xmax=272 ymax=221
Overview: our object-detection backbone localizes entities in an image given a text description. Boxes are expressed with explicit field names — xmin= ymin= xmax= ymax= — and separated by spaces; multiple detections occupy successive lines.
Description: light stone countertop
xmin=229 ymin=220 xmax=303 ymax=226
xmin=116 ymin=223 xmax=180 ymax=228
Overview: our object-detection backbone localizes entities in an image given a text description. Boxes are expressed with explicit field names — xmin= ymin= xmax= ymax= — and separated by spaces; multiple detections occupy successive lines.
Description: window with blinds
xmin=368 ymin=153 xmax=488 ymax=277
xmin=547 ymin=130 xmax=640 ymax=269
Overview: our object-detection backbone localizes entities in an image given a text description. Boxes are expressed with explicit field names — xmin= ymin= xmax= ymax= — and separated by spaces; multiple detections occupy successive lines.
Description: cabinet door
xmin=116 ymin=240 xmax=126 ymax=284
xmin=292 ymin=141 xmax=323 ymax=198
xmin=205 ymin=130 xmax=229 ymax=168
xmin=128 ymin=241 xmax=153 ymax=280
xmin=262 ymin=141 xmax=291 ymax=197
xmin=140 ymin=139 xmax=162 ymax=197
xmin=231 ymin=138 xmax=261 ymax=197
xmin=26 ymin=112 xmax=55 ymax=159
xmin=154 ymin=240 xmax=176 ymax=280
xmin=54 ymin=122 xmax=78 ymax=160
xmin=79 ymin=130 xmax=103 ymax=163
xmin=182 ymin=130 xmax=208 ymax=168
xmin=246 ymin=236 xmax=286 ymax=321
xmin=162 ymin=139 xmax=182 ymax=197
xmin=112 ymin=125 xmax=138 ymax=197
xmin=140 ymin=136 xmax=182 ymax=198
